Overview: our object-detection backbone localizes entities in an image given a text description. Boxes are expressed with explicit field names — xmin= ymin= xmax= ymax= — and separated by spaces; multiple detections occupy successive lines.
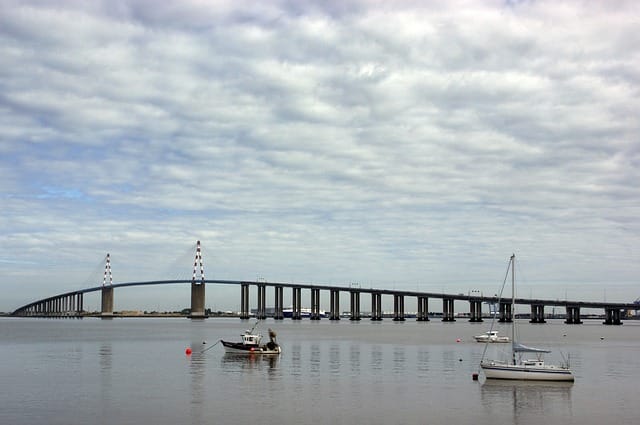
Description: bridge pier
xmin=292 ymin=287 xmax=302 ymax=320
xmin=393 ymin=294 xmax=405 ymax=321
xmin=189 ymin=282 xmax=206 ymax=319
xmin=350 ymin=291 xmax=361 ymax=321
xmin=442 ymin=298 xmax=455 ymax=322
xmin=57 ymin=294 xmax=82 ymax=317
xmin=565 ymin=305 xmax=582 ymax=324
xmin=273 ymin=286 xmax=284 ymax=320
xmin=329 ymin=290 xmax=340 ymax=320
xmin=240 ymin=284 xmax=250 ymax=319
xmin=498 ymin=301 xmax=512 ymax=323
xmin=256 ymin=284 xmax=267 ymax=320
xmin=530 ymin=304 xmax=546 ymax=323
xmin=371 ymin=292 xmax=382 ymax=321
xmin=310 ymin=288 xmax=321 ymax=320
xmin=101 ymin=286 xmax=114 ymax=318
xmin=469 ymin=300 xmax=483 ymax=322
xmin=603 ymin=307 xmax=622 ymax=325
xmin=416 ymin=296 xmax=429 ymax=321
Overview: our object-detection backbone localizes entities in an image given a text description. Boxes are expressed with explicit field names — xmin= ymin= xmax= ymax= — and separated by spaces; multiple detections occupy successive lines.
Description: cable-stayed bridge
xmin=10 ymin=242 xmax=637 ymax=325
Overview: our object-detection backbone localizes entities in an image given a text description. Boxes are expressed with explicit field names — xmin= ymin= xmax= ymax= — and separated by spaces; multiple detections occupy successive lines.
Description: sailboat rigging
xmin=480 ymin=254 xmax=574 ymax=382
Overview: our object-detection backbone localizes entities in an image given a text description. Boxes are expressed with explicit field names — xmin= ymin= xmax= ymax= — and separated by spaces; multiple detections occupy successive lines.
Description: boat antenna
xmin=249 ymin=320 xmax=260 ymax=334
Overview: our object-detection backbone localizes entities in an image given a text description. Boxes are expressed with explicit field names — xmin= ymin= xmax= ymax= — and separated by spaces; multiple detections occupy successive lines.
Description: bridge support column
xmin=469 ymin=300 xmax=483 ymax=322
xmin=101 ymin=286 xmax=114 ymax=318
xmin=256 ymin=284 xmax=267 ymax=320
xmin=273 ymin=286 xmax=284 ymax=320
xmin=190 ymin=282 xmax=206 ymax=319
xmin=498 ymin=301 xmax=512 ymax=323
xmin=371 ymin=292 xmax=382 ymax=321
xmin=442 ymin=298 xmax=455 ymax=322
xmin=240 ymin=284 xmax=250 ymax=319
xmin=393 ymin=294 xmax=405 ymax=321
xmin=530 ymin=304 xmax=546 ymax=323
xmin=565 ymin=305 xmax=582 ymax=324
xmin=350 ymin=291 xmax=361 ymax=321
xmin=310 ymin=288 xmax=321 ymax=320
xmin=417 ymin=296 xmax=429 ymax=321
xmin=75 ymin=293 xmax=83 ymax=317
xmin=292 ymin=287 xmax=302 ymax=320
xmin=329 ymin=290 xmax=340 ymax=320
xmin=603 ymin=308 xmax=622 ymax=325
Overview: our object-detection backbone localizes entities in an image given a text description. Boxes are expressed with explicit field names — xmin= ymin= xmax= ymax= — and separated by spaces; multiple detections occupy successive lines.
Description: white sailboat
xmin=480 ymin=255 xmax=574 ymax=382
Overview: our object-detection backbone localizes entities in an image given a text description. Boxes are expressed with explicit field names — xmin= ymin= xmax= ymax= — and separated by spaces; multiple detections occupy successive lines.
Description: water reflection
xmin=349 ymin=343 xmax=361 ymax=375
xmin=416 ymin=349 xmax=430 ymax=377
xmin=220 ymin=352 xmax=280 ymax=370
xmin=98 ymin=342 xmax=113 ymax=421
xmin=188 ymin=346 xmax=207 ymax=425
xmin=309 ymin=343 xmax=321 ymax=376
xmin=328 ymin=343 xmax=341 ymax=375
xmin=371 ymin=345 xmax=383 ymax=372
xmin=481 ymin=380 xmax=573 ymax=424
xmin=99 ymin=343 xmax=112 ymax=371
xmin=392 ymin=346 xmax=406 ymax=376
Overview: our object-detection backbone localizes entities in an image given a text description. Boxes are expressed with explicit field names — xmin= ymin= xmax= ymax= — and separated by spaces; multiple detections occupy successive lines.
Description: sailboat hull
xmin=481 ymin=362 xmax=574 ymax=381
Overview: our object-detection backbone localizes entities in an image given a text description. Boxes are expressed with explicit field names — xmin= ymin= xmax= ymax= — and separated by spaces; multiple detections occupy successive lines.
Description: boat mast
xmin=511 ymin=254 xmax=516 ymax=365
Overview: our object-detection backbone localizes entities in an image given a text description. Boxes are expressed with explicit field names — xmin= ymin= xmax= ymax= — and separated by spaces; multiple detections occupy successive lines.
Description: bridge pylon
xmin=101 ymin=253 xmax=114 ymax=318
xmin=189 ymin=241 xmax=207 ymax=319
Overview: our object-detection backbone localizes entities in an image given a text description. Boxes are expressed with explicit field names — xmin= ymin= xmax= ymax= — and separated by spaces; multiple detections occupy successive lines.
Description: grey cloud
xmin=1 ymin=0 xmax=639 ymax=311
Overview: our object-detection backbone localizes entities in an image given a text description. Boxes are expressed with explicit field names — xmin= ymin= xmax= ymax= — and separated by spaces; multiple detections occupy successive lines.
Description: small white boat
xmin=221 ymin=325 xmax=281 ymax=355
xmin=282 ymin=307 xmax=327 ymax=318
xmin=474 ymin=330 xmax=510 ymax=343
xmin=480 ymin=255 xmax=574 ymax=382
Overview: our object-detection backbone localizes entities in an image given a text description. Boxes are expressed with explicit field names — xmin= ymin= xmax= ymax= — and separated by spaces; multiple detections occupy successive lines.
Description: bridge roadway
xmin=11 ymin=279 xmax=638 ymax=325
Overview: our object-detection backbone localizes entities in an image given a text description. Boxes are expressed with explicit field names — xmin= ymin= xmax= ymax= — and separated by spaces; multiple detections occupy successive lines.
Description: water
xmin=1 ymin=317 xmax=638 ymax=425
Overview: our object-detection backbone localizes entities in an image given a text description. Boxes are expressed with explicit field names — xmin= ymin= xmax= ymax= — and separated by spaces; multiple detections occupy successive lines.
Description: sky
xmin=1 ymin=0 xmax=639 ymax=313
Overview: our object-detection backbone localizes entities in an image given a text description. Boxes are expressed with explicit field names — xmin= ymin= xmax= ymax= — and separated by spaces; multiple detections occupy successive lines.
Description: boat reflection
xmin=481 ymin=379 xmax=573 ymax=423
xmin=221 ymin=352 xmax=280 ymax=370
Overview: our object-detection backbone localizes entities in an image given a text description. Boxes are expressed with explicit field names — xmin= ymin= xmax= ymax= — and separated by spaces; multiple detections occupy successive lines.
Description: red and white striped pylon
xmin=192 ymin=241 xmax=205 ymax=285
xmin=103 ymin=253 xmax=112 ymax=286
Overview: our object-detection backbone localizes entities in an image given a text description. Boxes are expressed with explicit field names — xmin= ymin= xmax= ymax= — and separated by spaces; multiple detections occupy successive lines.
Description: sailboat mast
xmin=511 ymin=254 xmax=516 ymax=365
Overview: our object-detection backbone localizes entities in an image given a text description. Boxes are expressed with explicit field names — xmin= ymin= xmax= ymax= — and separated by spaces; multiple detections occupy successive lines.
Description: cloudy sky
xmin=1 ymin=0 xmax=638 ymax=313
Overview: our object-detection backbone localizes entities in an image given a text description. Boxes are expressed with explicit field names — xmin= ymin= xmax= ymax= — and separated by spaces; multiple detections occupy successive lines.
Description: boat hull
xmin=481 ymin=362 xmax=574 ymax=381
xmin=474 ymin=336 xmax=510 ymax=343
xmin=221 ymin=340 xmax=281 ymax=355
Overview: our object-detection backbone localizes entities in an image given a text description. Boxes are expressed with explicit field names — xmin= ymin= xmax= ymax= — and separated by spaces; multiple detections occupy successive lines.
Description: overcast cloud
xmin=1 ymin=0 xmax=639 ymax=312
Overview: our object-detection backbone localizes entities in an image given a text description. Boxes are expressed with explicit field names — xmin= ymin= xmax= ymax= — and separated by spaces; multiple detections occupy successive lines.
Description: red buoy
xmin=185 ymin=347 xmax=192 ymax=355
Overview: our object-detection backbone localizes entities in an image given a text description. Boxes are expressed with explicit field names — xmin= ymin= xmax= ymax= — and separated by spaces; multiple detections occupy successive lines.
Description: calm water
xmin=1 ymin=317 xmax=638 ymax=425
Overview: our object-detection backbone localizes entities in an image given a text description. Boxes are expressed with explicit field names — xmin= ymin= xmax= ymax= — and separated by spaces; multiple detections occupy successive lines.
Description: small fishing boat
xmin=221 ymin=324 xmax=281 ymax=355
xmin=474 ymin=330 xmax=510 ymax=343
xmin=480 ymin=255 xmax=574 ymax=382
